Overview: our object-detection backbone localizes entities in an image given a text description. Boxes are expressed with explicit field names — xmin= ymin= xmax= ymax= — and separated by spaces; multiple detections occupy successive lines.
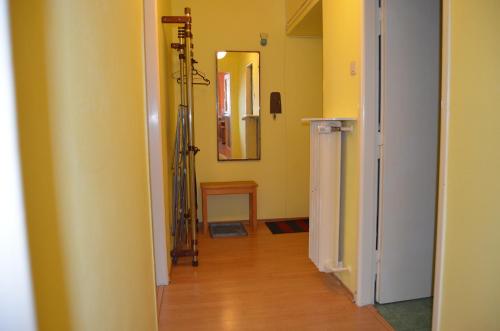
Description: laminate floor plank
xmin=159 ymin=225 xmax=392 ymax=331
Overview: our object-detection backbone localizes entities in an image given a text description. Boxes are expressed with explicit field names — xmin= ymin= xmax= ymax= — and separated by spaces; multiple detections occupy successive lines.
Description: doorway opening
xmin=360 ymin=0 xmax=442 ymax=329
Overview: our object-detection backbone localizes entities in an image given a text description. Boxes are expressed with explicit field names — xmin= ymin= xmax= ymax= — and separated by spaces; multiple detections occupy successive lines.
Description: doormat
xmin=265 ymin=219 xmax=309 ymax=234
xmin=209 ymin=222 xmax=248 ymax=238
xmin=375 ymin=297 xmax=433 ymax=331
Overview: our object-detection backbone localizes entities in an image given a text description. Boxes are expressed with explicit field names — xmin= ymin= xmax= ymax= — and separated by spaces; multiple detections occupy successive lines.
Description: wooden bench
xmin=200 ymin=181 xmax=258 ymax=234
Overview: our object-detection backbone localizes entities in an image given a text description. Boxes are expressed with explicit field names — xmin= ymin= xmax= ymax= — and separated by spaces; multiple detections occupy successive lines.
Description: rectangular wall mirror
xmin=216 ymin=51 xmax=261 ymax=161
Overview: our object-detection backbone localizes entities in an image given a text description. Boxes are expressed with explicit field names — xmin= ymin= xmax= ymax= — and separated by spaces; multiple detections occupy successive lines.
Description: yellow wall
xmin=439 ymin=0 xmax=500 ymax=329
xmin=323 ymin=0 xmax=361 ymax=117
xmin=10 ymin=1 xmax=158 ymax=330
xmin=322 ymin=0 xmax=361 ymax=292
xmin=169 ymin=0 xmax=323 ymax=222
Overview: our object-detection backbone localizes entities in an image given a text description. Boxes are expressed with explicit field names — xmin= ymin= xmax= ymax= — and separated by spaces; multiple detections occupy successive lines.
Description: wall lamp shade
xmin=217 ymin=51 xmax=227 ymax=60
xmin=270 ymin=92 xmax=282 ymax=119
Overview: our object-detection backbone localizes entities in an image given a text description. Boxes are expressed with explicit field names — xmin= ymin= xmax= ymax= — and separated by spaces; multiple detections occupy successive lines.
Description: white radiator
xmin=305 ymin=118 xmax=353 ymax=273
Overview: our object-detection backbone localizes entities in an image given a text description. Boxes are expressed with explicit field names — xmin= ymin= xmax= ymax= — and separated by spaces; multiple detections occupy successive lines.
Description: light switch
xmin=350 ymin=61 xmax=357 ymax=76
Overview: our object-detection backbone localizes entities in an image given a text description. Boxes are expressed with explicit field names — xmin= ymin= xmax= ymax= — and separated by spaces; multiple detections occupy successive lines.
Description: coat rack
xmin=162 ymin=8 xmax=200 ymax=267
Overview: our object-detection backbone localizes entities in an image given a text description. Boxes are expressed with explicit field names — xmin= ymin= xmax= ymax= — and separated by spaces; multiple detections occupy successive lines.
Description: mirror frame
xmin=215 ymin=50 xmax=261 ymax=161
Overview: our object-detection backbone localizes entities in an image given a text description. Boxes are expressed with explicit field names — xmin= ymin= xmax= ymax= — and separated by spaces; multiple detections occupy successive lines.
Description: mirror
xmin=216 ymin=51 xmax=261 ymax=161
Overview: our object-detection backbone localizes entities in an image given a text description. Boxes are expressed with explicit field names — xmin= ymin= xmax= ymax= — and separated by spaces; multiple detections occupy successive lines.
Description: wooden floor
xmin=158 ymin=224 xmax=392 ymax=331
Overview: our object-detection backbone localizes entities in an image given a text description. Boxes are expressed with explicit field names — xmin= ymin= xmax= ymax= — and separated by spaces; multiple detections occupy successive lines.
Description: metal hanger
xmin=171 ymin=59 xmax=210 ymax=86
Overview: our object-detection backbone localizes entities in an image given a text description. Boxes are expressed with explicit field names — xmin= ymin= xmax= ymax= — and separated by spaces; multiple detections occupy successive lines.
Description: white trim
xmin=432 ymin=0 xmax=451 ymax=328
xmin=0 ymin=2 xmax=37 ymax=329
xmin=144 ymin=0 xmax=169 ymax=286
xmin=356 ymin=0 xmax=379 ymax=306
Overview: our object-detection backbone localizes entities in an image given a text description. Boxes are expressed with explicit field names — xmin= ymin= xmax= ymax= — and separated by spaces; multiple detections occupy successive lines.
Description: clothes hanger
xmin=171 ymin=59 xmax=211 ymax=86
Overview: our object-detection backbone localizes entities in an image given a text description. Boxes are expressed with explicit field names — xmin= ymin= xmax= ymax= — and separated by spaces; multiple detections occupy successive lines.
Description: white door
xmin=376 ymin=0 xmax=441 ymax=303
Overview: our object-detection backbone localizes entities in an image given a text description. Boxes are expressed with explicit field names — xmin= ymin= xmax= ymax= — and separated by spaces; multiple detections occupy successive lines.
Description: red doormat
xmin=265 ymin=219 xmax=309 ymax=234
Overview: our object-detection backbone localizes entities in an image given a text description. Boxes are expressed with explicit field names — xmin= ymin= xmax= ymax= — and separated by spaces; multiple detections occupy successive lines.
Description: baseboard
xmin=331 ymin=275 xmax=394 ymax=331
xmin=258 ymin=217 xmax=309 ymax=223
xmin=197 ymin=217 xmax=309 ymax=224
xmin=329 ymin=273 xmax=355 ymax=302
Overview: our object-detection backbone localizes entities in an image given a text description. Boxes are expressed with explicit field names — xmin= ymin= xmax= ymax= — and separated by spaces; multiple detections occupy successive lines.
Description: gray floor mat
xmin=209 ymin=222 xmax=248 ymax=238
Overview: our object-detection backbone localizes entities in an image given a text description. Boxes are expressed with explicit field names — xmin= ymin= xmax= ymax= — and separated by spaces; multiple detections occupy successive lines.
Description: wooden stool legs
xmin=249 ymin=188 xmax=257 ymax=231
xmin=200 ymin=181 xmax=258 ymax=234
xmin=202 ymin=190 xmax=209 ymax=234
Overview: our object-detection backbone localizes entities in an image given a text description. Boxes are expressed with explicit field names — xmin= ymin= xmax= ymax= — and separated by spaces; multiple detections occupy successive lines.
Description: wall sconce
xmin=217 ymin=51 xmax=227 ymax=60
xmin=270 ymin=92 xmax=282 ymax=120
xmin=260 ymin=32 xmax=269 ymax=46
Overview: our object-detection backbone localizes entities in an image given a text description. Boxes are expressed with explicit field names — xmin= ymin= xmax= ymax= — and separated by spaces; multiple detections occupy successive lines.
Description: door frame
xmin=356 ymin=0 xmax=379 ymax=307
xmin=144 ymin=0 xmax=169 ymax=286
xmin=356 ymin=0 xmax=447 ymax=318
xmin=431 ymin=0 xmax=451 ymax=328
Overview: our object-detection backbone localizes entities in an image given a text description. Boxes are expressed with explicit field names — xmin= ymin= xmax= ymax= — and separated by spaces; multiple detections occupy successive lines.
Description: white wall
xmin=0 ymin=1 xmax=37 ymax=330
xmin=144 ymin=0 xmax=169 ymax=286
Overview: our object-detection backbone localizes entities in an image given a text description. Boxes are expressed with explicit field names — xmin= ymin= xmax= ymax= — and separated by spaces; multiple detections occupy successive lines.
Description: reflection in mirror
xmin=216 ymin=51 xmax=260 ymax=161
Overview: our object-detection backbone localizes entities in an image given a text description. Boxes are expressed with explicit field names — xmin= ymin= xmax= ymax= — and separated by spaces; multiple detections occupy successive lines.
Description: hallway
xmin=157 ymin=225 xmax=392 ymax=330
